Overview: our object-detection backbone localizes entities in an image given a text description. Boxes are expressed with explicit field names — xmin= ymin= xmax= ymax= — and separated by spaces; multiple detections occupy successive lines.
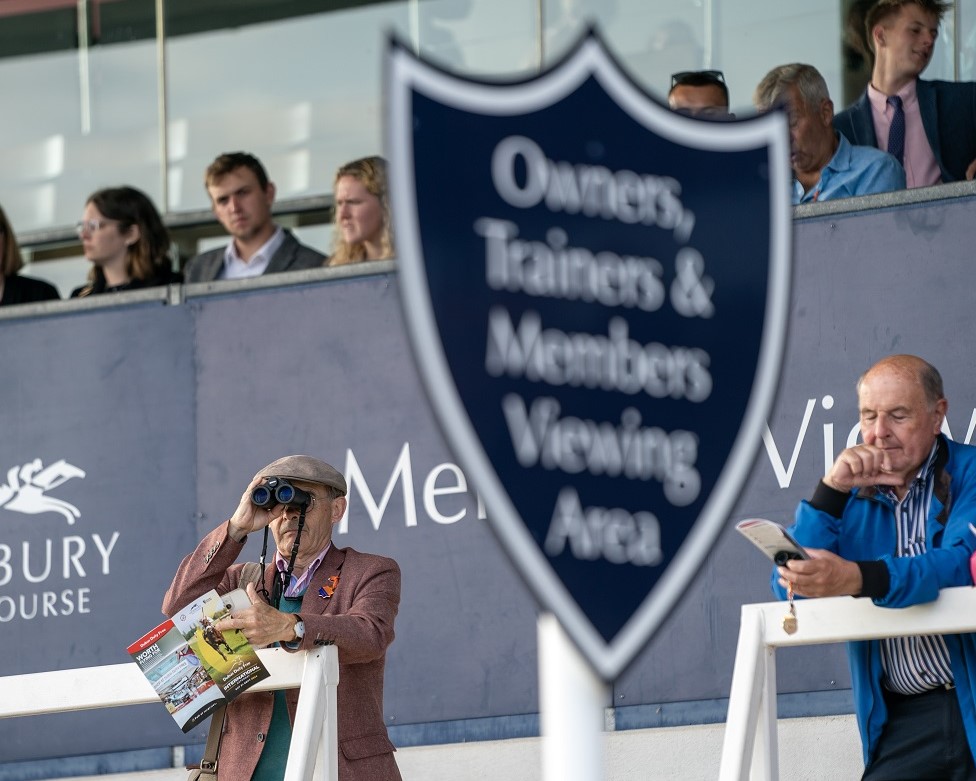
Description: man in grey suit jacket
xmin=184 ymin=152 xmax=326 ymax=283
xmin=833 ymin=0 xmax=976 ymax=187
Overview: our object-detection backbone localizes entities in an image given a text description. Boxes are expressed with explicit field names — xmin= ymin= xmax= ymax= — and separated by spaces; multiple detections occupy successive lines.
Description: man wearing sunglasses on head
xmin=668 ymin=69 xmax=734 ymax=119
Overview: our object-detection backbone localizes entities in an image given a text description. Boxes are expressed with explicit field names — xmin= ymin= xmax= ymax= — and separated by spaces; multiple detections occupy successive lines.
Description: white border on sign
xmin=387 ymin=32 xmax=792 ymax=681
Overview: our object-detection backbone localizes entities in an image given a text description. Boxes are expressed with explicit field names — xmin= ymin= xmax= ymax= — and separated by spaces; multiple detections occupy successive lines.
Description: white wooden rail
xmin=719 ymin=585 xmax=976 ymax=780
xmin=0 ymin=646 xmax=340 ymax=781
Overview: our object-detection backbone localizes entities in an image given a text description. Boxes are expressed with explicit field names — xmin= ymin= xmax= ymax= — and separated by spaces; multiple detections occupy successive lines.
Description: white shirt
xmin=220 ymin=226 xmax=285 ymax=280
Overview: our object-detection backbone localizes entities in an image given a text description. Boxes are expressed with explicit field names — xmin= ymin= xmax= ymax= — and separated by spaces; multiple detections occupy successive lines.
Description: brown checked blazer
xmin=163 ymin=523 xmax=402 ymax=781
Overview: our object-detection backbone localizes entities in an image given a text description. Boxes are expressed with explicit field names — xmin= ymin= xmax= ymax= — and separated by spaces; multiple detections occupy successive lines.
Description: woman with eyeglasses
xmin=72 ymin=186 xmax=181 ymax=297
xmin=0 ymin=204 xmax=60 ymax=306
xmin=327 ymin=156 xmax=395 ymax=266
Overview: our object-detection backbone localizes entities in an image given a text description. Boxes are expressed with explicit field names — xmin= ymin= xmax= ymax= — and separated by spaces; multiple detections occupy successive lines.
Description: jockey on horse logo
xmin=0 ymin=458 xmax=86 ymax=525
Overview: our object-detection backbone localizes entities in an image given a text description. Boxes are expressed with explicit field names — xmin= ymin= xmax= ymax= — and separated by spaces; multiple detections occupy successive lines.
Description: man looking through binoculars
xmin=163 ymin=455 xmax=402 ymax=781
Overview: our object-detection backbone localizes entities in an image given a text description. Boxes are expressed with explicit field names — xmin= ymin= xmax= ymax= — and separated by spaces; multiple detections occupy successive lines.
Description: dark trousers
xmin=862 ymin=686 xmax=976 ymax=781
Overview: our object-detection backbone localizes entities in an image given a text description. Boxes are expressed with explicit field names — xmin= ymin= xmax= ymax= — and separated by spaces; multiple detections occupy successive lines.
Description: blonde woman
xmin=328 ymin=156 xmax=394 ymax=266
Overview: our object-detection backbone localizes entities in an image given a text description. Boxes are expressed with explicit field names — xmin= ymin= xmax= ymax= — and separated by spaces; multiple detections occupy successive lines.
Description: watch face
xmin=294 ymin=620 xmax=305 ymax=639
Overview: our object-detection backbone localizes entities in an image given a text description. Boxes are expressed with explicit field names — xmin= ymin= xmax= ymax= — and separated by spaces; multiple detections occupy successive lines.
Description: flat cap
xmin=258 ymin=455 xmax=347 ymax=495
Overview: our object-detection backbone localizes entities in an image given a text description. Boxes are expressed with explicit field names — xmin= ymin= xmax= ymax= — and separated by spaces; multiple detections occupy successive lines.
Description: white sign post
xmin=389 ymin=33 xmax=791 ymax=781
xmin=539 ymin=613 xmax=609 ymax=781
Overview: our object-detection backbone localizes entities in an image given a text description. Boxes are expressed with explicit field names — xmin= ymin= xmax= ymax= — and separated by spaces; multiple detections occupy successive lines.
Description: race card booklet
xmin=127 ymin=588 xmax=269 ymax=732
xmin=735 ymin=518 xmax=810 ymax=565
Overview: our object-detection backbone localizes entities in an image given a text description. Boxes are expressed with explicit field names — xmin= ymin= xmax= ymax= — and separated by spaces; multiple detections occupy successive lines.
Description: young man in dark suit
xmin=183 ymin=152 xmax=326 ymax=283
xmin=833 ymin=0 xmax=976 ymax=187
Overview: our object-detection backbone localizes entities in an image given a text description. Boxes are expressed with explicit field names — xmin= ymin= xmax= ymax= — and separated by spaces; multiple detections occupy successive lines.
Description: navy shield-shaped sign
xmin=387 ymin=32 xmax=791 ymax=680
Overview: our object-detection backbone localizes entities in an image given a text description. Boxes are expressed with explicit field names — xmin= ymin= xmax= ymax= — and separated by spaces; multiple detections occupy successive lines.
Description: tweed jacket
xmin=163 ymin=523 xmax=401 ymax=781
xmin=183 ymin=228 xmax=326 ymax=283
xmin=833 ymin=78 xmax=976 ymax=183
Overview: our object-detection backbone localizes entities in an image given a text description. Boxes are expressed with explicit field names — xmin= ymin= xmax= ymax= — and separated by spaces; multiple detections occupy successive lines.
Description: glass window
xmin=406 ymin=0 xmax=539 ymax=74
xmin=0 ymin=0 xmax=974 ymax=244
xmin=0 ymin=2 xmax=162 ymax=232
xmin=963 ymin=0 xmax=976 ymax=79
xmin=167 ymin=0 xmax=540 ymax=214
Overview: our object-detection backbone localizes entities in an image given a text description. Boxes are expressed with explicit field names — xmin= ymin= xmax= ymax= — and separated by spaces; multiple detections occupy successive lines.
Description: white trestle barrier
xmin=285 ymin=646 xmax=340 ymax=781
xmin=0 ymin=646 xmax=339 ymax=781
xmin=719 ymin=585 xmax=976 ymax=781
xmin=539 ymin=613 xmax=610 ymax=781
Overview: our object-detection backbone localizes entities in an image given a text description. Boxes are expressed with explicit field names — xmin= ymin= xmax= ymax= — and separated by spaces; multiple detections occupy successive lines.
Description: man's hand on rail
xmin=966 ymin=157 xmax=976 ymax=181
xmin=777 ymin=548 xmax=864 ymax=598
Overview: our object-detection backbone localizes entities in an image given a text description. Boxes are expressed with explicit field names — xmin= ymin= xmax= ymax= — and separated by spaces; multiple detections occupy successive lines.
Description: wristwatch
xmin=292 ymin=617 xmax=305 ymax=642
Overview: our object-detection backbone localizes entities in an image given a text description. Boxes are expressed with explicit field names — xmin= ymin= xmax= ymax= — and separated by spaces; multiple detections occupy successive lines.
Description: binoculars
xmin=251 ymin=477 xmax=311 ymax=509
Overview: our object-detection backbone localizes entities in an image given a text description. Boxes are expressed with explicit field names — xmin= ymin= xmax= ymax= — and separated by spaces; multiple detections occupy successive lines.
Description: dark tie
xmin=887 ymin=95 xmax=905 ymax=165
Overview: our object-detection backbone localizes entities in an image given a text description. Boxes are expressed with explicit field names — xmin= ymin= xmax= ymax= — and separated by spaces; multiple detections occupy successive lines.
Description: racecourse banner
xmin=387 ymin=32 xmax=792 ymax=679
xmin=6 ymin=194 xmax=976 ymax=763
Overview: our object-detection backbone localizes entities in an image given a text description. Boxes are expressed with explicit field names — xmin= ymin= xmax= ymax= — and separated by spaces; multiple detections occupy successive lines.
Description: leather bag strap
xmin=239 ymin=561 xmax=264 ymax=590
xmin=199 ymin=704 xmax=226 ymax=773
xmin=195 ymin=561 xmax=265 ymax=777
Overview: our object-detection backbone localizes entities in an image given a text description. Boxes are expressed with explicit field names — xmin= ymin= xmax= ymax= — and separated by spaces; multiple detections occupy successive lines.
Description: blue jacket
xmin=833 ymin=79 xmax=976 ymax=183
xmin=772 ymin=436 xmax=976 ymax=767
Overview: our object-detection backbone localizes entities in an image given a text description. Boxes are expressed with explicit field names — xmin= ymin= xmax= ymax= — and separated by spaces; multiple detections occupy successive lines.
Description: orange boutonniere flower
xmin=318 ymin=575 xmax=339 ymax=599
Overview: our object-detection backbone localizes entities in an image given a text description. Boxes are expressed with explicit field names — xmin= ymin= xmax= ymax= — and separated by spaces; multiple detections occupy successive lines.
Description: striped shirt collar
xmin=275 ymin=542 xmax=331 ymax=599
